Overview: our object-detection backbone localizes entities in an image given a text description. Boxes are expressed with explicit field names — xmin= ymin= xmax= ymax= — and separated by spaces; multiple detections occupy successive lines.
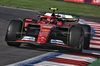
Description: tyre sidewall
xmin=69 ymin=26 xmax=84 ymax=51
xmin=77 ymin=24 xmax=91 ymax=49
xmin=6 ymin=20 xmax=23 ymax=41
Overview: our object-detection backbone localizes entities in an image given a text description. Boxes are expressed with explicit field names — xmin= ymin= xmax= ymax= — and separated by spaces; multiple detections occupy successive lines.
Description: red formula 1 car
xmin=5 ymin=8 xmax=91 ymax=52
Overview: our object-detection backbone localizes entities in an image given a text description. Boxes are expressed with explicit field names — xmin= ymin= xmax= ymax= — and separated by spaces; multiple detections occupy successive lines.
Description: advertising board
xmin=92 ymin=0 xmax=100 ymax=5
xmin=64 ymin=0 xmax=74 ymax=2
xmin=64 ymin=0 xmax=100 ymax=5
xmin=64 ymin=0 xmax=84 ymax=3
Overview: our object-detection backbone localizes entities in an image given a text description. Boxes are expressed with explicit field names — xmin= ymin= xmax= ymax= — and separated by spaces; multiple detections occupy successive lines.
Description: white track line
xmin=93 ymin=37 xmax=100 ymax=40
xmin=6 ymin=52 xmax=56 ymax=66
xmin=34 ymin=61 xmax=76 ymax=66
xmin=90 ymin=45 xmax=100 ymax=49
xmin=88 ymin=24 xmax=100 ymax=26
xmin=95 ymin=29 xmax=100 ymax=31
xmin=95 ymin=31 xmax=100 ymax=32
xmin=0 ymin=6 xmax=38 ymax=12
xmin=56 ymin=54 xmax=96 ymax=63
xmin=95 ymin=34 xmax=100 ymax=35
xmin=90 ymin=40 xmax=100 ymax=43
xmin=83 ymin=50 xmax=100 ymax=55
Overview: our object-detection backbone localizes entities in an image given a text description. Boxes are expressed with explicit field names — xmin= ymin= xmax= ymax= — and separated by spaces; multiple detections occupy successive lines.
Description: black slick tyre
xmin=77 ymin=24 xmax=91 ymax=49
xmin=5 ymin=20 xmax=23 ymax=47
xmin=69 ymin=26 xmax=84 ymax=52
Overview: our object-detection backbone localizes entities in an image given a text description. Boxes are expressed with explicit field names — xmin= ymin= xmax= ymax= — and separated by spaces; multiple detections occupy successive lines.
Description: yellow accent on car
xmin=42 ymin=29 xmax=49 ymax=31
xmin=25 ymin=28 xmax=27 ymax=31
xmin=41 ymin=39 xmax=43 ymax=41
xmin=49 ymin=8 xmax=58 ymax=10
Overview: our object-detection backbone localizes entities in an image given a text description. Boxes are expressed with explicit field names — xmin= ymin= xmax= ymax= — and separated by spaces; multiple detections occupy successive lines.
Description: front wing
xmin=15 ymin=39 xmax=73 ymax=49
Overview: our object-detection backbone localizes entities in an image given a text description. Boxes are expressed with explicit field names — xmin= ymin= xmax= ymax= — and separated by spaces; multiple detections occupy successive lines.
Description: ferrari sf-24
xmin=5 ymin=8 xmax=91 ymax=52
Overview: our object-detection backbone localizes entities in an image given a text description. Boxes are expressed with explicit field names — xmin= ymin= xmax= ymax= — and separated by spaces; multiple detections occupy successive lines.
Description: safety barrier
xmin=64 ymin=0 xmax=100 ymax=5
xmin=92 ymin=0 xmax=100 ymax=5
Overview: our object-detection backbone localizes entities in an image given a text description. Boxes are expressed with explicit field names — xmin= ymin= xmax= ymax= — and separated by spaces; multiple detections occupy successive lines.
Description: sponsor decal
xmin=22 ymin=36 xmax=35 ymax=41
xmin=43 ymin=26 xmax=53 ymax=28
xmin=41 ymin=39 xmax=43 ymax=41
xmin=62 ymin=15 xmax=66 ymax=18
xmin=45 ymin=13 xmax=52 ymax=16
xmin=51 ymin=39 xmax=65 ymax=45
xmin=42 ymin=29 xmax=49 ymax=31
xmin=59 ymin=14 xmax=73 ymax=18
xmin=40 ymin=31 xmax=48 ymax=37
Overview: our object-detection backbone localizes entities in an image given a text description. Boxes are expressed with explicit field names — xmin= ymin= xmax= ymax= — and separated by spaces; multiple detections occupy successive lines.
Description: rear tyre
xmin=69 ymin=26 xmax=84 ymax=52
xmin=5 ymin=20 xmax=23 ymax=47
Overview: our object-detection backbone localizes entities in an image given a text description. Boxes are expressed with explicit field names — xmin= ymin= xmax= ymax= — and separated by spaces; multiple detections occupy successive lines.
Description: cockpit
xmin=38 ymin=16 xmax=63 ymax=25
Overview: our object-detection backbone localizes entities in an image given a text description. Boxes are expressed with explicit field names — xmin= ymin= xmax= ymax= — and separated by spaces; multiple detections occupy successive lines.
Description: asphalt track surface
xmin=0 ymin=6 xmax=52 ymax=66
xmin=0 ymin=6 xmax=100 ymax=66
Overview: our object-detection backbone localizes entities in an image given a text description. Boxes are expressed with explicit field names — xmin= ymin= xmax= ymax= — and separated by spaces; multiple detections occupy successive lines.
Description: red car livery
xmin=5 ymin=8 xmax=91 ymax=52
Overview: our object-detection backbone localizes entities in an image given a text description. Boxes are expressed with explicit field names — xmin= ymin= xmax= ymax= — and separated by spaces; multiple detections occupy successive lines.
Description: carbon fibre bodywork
xmin=5 ymin=8 xmax=91 ymax=52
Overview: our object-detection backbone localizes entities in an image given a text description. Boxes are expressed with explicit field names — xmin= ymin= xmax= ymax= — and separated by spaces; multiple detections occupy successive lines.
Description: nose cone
xmin=37 ymin=24 xmax=55 ymax=43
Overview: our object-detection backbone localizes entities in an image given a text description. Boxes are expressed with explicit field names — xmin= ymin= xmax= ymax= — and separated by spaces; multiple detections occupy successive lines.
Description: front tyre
xmin=69 ymin=26 xmax=84 ymax=52
xmin=5 ymin=20 xmax=23 ymax=47
xmin=77 ymin=24 xmax=91 ymax=49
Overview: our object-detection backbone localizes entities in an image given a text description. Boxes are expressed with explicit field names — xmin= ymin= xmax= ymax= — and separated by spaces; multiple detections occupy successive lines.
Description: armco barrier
xmin=64 ymin=0 xmax=100 ymax=5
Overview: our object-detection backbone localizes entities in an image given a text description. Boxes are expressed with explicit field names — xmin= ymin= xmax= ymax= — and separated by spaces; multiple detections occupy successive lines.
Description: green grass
xmin=88 ymin=59 xmax=100 ymax=66
xmin=0 ymin=0 xmax=100 ymax=18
